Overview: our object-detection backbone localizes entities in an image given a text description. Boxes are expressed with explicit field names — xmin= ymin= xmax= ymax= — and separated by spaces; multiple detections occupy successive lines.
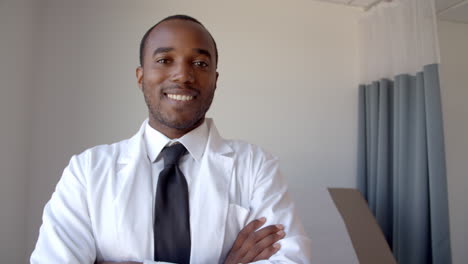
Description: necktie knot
xmin=161 ymin=143 xmax=187 ymax=167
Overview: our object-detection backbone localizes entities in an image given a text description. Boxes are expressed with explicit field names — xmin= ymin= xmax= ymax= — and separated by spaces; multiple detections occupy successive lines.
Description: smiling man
xmin=31 ymin=15 xmax=312 ymax=264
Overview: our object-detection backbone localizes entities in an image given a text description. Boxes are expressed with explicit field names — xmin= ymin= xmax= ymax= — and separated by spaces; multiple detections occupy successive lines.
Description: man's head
xmin=136 ymin=15 xmax=219 ymax=139
xmin=139 ymin=15 xmax=218 ymax=67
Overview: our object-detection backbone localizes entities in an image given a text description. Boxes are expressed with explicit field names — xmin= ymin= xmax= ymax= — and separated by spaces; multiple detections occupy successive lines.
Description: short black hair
xmin=139 ymin=14 xmax=218 ymax=67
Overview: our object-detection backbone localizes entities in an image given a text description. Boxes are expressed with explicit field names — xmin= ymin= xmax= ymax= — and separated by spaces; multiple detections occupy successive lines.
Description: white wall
xmin=438 ymin=20 xmax=468 ymax=264
xmin=24 ymin=0 xmax=361 ymax=257
xmin=0 ymin=0 xmax=34 ymax=262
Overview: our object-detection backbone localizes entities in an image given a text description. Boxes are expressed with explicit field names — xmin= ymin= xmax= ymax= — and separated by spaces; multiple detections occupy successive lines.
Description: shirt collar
xmin=144 ymin=119 xmax=209 ymax=163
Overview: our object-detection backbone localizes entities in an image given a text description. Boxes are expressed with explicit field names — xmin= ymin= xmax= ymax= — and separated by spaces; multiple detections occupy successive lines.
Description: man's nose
xmin=170 ymin=63 xmax=195 ymax=84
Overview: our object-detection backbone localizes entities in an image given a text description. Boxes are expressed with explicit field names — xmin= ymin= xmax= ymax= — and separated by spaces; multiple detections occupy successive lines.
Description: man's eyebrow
xmin=193 ymin=48 xmax=212 ymax=60
xmin=152 ymin=47 xmax=174 ymax=57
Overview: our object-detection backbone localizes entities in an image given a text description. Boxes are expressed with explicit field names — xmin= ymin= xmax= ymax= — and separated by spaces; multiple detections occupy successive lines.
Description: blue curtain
xmin=357 ymin=64 xmax=452 ymax=264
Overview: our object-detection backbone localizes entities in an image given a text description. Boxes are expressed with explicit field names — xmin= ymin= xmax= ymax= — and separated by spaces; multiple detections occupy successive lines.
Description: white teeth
xmin=167 ymin=94 xmax=194 ymax=101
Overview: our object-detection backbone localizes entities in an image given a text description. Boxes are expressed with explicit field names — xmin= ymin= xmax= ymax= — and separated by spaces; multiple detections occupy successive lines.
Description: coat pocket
xmin=227 ymin=203 xmax=249 ymax=231
xmin=220 ymin=203 xmax=250 ymax=262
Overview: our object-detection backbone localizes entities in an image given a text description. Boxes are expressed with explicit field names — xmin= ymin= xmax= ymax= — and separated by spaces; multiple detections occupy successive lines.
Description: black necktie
xmin=154 ymin=144 xmax=191 ymax=263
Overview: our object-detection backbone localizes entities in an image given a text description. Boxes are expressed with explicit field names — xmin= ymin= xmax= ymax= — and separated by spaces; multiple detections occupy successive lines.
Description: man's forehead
xmin=147 ymin=19 xmax=213 ymax=48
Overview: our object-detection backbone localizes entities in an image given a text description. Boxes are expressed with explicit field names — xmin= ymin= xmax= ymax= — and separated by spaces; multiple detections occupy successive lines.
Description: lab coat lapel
xmin=111 ymin=119 xmax=234 ymax=262
xmin=190 ymin=120 xmax=234 ymax=264
xmin=113 ymin=120 xmax=154 ymax=259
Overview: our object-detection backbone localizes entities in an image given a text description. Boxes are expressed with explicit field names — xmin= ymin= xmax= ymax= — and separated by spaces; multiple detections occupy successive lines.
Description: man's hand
xmin=224 ymin=217 xmax=285 ymax=264
xmin=96 ymin=218 xmax=285 ymax=264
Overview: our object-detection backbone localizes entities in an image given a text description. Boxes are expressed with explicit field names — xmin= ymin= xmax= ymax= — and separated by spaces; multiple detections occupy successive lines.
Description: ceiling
xmin=315 ymin=0 xmax=468 ymax=23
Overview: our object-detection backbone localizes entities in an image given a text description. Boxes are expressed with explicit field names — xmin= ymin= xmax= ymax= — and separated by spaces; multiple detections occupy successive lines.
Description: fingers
xmin=230 ymin=217 xmax=267 ymax=252
xmin=239 ymin=224 xmax=284 ymax=253
xmin=253 ymin=243 xmax=281 ymax=261
xmin=242 ymin=227 xmax=285 ymax=261
xmin=252 ymin=224 xmax=285 ymax=244
xmin=225 ymin=218 xmax=286 ymax=264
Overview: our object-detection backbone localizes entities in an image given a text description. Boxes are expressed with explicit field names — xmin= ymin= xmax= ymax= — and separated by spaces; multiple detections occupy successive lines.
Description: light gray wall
xmin=438 ymin=19 xmax=468 ymax=264
xmin=0 ymin=0 xmax=35 ymax=262
xmin=24 ymin=0 xmax=361 ymax=258
xmin=4 ymin=2 xmax=465 ymax=264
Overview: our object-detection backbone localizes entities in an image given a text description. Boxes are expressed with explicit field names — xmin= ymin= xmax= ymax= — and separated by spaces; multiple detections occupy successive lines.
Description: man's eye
xmin=194 ymin=61 xmax=208 ymax=68
xmin=156 ymin=59 xmax=170 ymax=64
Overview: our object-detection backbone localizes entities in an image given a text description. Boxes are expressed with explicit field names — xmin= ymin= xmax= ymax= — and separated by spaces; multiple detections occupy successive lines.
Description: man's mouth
xmin=166 ymin=93 xmax=195 ymax=102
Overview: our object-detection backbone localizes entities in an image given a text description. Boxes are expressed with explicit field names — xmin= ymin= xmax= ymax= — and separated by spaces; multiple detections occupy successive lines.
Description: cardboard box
xmin=328 ymin=188 xmax=398 ymax=264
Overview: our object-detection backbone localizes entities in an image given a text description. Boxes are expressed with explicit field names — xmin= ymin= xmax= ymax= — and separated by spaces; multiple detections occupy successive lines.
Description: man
xmin=31 ymin=15 xmax=311 ymax=264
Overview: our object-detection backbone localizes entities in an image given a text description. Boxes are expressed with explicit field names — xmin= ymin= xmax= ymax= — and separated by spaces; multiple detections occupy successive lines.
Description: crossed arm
xmin=31 ymin=150 xmax=311 ymax=263
xmin=96 ymin=217 xmax=285 ymax=264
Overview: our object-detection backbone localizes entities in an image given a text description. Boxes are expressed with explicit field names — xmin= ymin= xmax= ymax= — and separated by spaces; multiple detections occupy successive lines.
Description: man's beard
xmin=142 ymin=83 xmax=214 ymax=131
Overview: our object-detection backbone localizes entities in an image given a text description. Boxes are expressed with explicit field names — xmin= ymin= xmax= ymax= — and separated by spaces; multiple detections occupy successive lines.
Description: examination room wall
xmin=0 ymin=0 xmax=34 ymax=262
xmin=438 ymin=19 xmax=468 ymax=264
xmin=1 ymin=0 xmax=362 ymax=262
xmin=24 ymin=0 xmax=361 ymax=258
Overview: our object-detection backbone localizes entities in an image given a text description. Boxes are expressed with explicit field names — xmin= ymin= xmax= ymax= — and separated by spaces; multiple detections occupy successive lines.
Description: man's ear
xmin=214 ymin=71 xmax=219 ymax=90
xmin=136 ymin=66 xmax=143 ymax=91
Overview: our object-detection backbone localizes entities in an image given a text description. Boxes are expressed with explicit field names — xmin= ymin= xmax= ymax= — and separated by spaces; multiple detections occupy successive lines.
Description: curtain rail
xmin=363 ymin=0 xmax=393 ymax=11
xmin=364 ymin=0 xmax=468 ymax=14
xmin=437 ymin=0 xmax=468 ymax=15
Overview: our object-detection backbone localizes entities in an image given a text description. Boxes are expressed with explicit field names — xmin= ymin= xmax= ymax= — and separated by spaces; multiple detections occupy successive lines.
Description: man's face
xmin=136 ymin=19 xmax=218 ymax=137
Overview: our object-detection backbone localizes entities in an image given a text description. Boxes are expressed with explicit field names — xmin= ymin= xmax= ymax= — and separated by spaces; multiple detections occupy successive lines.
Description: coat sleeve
xmin=247 ymin=153 xmax=312 ymax=263
xmin=30 ymin=153 xmax=97 ymax=264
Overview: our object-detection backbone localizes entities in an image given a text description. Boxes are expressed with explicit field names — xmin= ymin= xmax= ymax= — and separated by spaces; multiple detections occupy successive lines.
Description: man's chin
xmin=159 ymin=116 xmax=204 ymax=131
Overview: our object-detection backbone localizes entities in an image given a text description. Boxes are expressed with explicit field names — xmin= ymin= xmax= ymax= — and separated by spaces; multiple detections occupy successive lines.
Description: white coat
xmin=31 ymin=119 xmax=312 ymax=263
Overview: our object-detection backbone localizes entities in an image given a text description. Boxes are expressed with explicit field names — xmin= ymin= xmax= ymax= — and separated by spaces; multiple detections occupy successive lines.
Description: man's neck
xmin=148 ymin=118 xmax=205 ymax=139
